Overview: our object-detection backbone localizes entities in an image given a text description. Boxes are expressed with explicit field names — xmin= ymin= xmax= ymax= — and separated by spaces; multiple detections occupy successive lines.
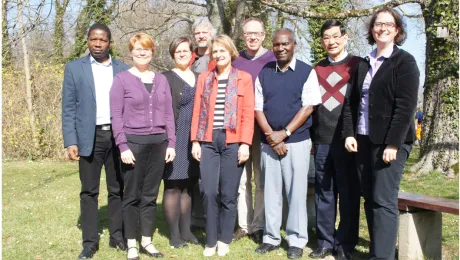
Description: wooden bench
xmin=398 ymin=191 xmax=459 ymax=259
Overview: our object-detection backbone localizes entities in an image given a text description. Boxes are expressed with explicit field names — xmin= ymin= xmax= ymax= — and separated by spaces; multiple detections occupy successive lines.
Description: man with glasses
xmin=189 ymin=17 xmax=216 ymax=73
xmin=231 ymin=17 xmax=276 ymax=244
xmin=309 ymin=20 xmax=361 ymax=260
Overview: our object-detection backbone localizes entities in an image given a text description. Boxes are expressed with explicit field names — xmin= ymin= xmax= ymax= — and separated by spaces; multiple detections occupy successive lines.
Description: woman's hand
xmin=191 ymin=142 xmax=201 ymax=162
xmin=165 ymin=148 xmax=176 ymax=163
xmin=345 ymin=137 xmax=358 ymax=152
xmin=121 ymin=150 xmax=136 ymax=165
xmin=383 ymin=145 xmax=398 ymax=164
xmin=238 ymin=144 xmax=250 ymax=164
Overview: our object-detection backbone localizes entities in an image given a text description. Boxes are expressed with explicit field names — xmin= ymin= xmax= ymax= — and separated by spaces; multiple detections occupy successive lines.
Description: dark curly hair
xmin=367 ymin=7 xmax=407 ymax=46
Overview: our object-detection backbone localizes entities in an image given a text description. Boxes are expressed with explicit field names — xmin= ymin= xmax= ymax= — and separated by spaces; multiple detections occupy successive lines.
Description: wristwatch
xmin=284 ymin=128 xmax=291 ymax=137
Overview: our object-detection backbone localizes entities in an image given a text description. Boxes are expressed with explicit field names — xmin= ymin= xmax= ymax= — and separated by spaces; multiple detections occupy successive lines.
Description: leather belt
xmin=96 ymin=124 xmax=111 ymax=131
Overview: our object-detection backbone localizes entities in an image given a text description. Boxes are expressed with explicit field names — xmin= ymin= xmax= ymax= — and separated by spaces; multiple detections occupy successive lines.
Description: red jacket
xmin=188 ymin=49 xmax=217 ymax=71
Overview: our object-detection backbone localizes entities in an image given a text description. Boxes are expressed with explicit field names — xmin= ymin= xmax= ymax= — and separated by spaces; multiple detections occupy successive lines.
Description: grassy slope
xmin=2 ymin=148 xmax=458 ymax=259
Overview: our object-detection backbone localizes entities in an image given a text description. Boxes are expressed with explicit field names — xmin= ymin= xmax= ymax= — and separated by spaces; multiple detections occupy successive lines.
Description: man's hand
xmin=265 ymin=130 xmax=287 ymax=147
xmin=67 ymin=145 xmax=79 ymax=160
xmin=383 ymin=145 xmax=398 ymax=164
xmin=272 ymin=142 xmax=288 ymax=156
xmin=191 ymin=142 xmax=201 ymax=162
xmin=121 ymin=150 xmax=136 ymax=165
xmin=238 ymin=144 xmax=250 ymax=165
xmin=345 ymin=137 xmax=358 ymax=152
xmin=165 ymin=148 xmax=176 ymax=163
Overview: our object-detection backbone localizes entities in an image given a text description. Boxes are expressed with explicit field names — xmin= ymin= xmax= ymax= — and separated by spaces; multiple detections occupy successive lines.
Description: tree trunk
xmin=53 ymin=0 xmax=70 ymax=62
xmin=18 ymin=0 xmax=40 ymax=154
xmin=410 ymin=0 xmax=459 ymax=174
xmin=231 ymin=0 xmax=246 ymax=43
xmin=2 ymin=0 xmax=12 ymax=67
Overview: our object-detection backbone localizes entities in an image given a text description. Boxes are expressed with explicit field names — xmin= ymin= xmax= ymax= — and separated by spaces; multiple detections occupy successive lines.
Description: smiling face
xmin=372 ymin=12 xmax=399 ymax=46
xmin=173 ymin=41 xmax=192 ymax=67
xmin=212 ymin=42 xmax=231 ymax=67
xmin=272 ymin=31 xmax=295 ymax=64
xmin=131 ymin=42 xmax=153 ymax=66
xmin=321 ymin=26 xmax=348 ymax=59
xmin=243 ymin=20 xmax=265 ymax=53
xmin=87 ymin=29 xmax=111 ymax=62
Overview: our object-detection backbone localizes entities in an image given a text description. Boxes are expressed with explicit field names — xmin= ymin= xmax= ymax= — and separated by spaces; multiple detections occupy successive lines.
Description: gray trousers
xmin=261 ymin=138 xmax=311 ymax=248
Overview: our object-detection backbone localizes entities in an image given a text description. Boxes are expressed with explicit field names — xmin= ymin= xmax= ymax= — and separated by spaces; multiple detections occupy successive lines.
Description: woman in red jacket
xmin=190 ymin=34 xmax=254 ymax=257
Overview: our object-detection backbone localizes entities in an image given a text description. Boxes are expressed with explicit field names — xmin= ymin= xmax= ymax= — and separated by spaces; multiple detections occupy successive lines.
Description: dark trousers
xmin=356 ymin=135 xmax=412 ymax=259
xmin=79 ymin=129 xmax=124 ymax=249
xmin=314 ymin=141 xmax=360 ymax=252
xmin=122 ymin=140 xmax=167 ymax=239
xmin=200 ymin=129 xmax=244 ymax=246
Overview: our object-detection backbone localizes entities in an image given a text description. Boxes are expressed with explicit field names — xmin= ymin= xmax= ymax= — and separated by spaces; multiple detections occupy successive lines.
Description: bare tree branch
xmin=170 ymin=0 xmax=207 ymax=7
xmin=260 ymin=0 xmax=425 ymax=19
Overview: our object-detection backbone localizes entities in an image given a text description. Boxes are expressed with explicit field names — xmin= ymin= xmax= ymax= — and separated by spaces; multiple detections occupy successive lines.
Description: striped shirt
xmin=213 ymin=79 xmax=228 ymax=129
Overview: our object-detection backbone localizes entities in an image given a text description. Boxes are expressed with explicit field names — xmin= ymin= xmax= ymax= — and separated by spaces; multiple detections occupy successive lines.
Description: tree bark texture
xmin=2 ymin=0 xmax=11 ymax=66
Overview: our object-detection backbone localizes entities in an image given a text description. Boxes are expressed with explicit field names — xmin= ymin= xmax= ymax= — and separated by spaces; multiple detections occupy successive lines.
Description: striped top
xmin=213 ymin=79 xmax=228 ymax=129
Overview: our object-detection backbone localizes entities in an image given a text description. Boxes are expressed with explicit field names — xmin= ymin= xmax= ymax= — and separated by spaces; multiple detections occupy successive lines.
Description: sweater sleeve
xmin=161 ymin=75 xmax=176 ymax=148
xmin=190 ymin=73 xmax=205 ymax=141
xmin=110 ymin=74 xmax=129 ymax=152
xmin=239 ymin=72 xmax=255 ymax=145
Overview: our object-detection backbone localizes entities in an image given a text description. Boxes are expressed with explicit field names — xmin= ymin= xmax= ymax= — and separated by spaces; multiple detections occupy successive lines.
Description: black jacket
xmin=162 ymin=70 xmax=199 ymax=127
xmin=342 ymin=45 xmax=420 ymax=147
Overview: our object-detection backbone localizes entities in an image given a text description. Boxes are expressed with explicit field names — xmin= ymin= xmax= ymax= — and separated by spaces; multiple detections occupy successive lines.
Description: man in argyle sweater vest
xmin=309 ymin=20 xmax=361 ymax=260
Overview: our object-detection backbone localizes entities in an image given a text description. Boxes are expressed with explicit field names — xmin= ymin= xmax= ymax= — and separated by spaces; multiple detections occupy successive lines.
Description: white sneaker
xmin=203 ymin=245 xmax=217 ymax=257
xmin=217 ymin=241 xmax=230 ymax=256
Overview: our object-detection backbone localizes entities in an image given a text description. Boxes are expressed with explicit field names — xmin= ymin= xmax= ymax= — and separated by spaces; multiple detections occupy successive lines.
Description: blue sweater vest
xmin=259 ymin=60 xmax=313 ymax=144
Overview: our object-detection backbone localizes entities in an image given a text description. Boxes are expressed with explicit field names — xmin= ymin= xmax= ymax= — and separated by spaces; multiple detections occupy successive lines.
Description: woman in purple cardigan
xmin=110 ymin=32 xmax=176 ymax=260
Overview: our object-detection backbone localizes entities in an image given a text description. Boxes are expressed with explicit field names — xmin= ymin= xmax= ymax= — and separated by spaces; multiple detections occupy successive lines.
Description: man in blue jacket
xmin=62 ymin=23 xmax=129 ymax=259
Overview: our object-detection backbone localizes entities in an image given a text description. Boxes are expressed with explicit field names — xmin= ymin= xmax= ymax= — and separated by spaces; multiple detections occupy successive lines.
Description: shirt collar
xmin=368 ymin=46 xmax=393 ymax=60
xmin=276 ymin=57 xmax=296 ymax=72
xmin=328 ymin=50 xmax=349 ymax=63
xmin=90 ymin=54 xmax=112 ymax=66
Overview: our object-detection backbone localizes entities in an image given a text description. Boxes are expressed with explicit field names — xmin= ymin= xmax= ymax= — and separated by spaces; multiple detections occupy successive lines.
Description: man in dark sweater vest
xmin=254 ymin=29 xmax=322 ymax=259
xmin=232 ymin=17 xmax=276 ymax=244
xmin=309 ymin=20 xmax=361 ymax=260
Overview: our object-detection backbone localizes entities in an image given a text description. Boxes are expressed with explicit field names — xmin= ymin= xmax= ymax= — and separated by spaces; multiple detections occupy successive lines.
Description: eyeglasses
xmin=175 ymin=50 xmax=191 ymax=55
xmin=374 ymin=22 xmax=396 ymax=29
xmin=133 ymin=48 xmax=152 ymax=54
xmin=322 ymin=34 xmax=344 ymax=43
xmin=243 ymin=32 xmax=265 ymax=37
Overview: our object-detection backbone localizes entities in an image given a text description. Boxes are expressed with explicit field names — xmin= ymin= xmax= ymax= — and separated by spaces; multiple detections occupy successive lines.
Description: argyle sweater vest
xmin=311 ymin=55 xmax=360 ymax=144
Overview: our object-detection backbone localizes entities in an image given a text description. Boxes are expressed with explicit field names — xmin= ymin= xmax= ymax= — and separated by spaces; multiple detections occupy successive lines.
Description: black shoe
xmin=255 ymin=243 xmax=280 ymax=254
xmin=232 ymin=228 xmax=248 ymax=241
xmin=140 ymin=243 xmax=164 ymax=258
xmin=170 ymin=241 xmax=189 ymax=248
xmin=78 ymin=246 xmax=98 ymax=259
xmin=251 ymin=230 xmax=264 ymax=244
xmin=337 ymin=248 xmax=353 ymax=260
xmin=308 ymin=247 xmax=333 ymax=258
xmin=127 ymin=247 xmax=139 ymax=260
xmin=287 ymin=247 xmax=303 ymax=259
xmin=109 ymin=238 xmax=128 ymax=251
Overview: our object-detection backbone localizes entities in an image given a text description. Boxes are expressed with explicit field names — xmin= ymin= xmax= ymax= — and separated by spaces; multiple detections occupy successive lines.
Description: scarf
xmin=196 ymin=67 xmax=239 ymax=140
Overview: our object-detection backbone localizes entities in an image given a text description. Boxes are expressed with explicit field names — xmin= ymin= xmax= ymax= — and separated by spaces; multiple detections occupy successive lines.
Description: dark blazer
xmin=62 ymin=55 xmax=129 ymax=156
xmin=342 ymin=45 xmax=419 ymax=147
xmin=162 ymin=70 xmax=199 ymax=126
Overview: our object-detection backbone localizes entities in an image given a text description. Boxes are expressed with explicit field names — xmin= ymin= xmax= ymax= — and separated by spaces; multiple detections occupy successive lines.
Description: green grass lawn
xmin=2 ymin=148 xmax=459 ymax=259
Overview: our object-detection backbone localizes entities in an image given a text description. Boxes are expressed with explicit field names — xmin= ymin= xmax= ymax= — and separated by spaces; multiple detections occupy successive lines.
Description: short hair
xmin=210 ymin=34 xmax=239 ymax=61
xmin=87 ymin=23 xmax=111 ymax=41
xmin=320 ymin=20 xmax=347 ymax=37
xmin=367 ymin=7 xmax=407 ymax=46
xmin=272 ymin=28 xmax=297 ymax=44
xmin=169 ymin=36 xmax=194 ymax=58
xmin=192 ymin=17 xmax=217 ymax=37
xmin=128 ymin=33 xmax=155 ymax=54
xmin=242 ymin=18 xmax=265 ymax=32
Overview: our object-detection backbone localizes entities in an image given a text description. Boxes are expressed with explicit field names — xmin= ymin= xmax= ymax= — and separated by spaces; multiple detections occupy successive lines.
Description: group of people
xmin=62 ymin=6 xmax=419 ymax=260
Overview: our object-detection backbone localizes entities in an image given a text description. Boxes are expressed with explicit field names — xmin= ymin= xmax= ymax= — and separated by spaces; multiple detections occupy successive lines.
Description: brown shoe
xmin=232 ymin=228 xmax=248 ymax=241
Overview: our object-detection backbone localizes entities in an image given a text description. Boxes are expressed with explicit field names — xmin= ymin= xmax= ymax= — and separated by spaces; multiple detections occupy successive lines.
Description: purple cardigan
xmin=110 ymin=70 xmax=176 ymax=152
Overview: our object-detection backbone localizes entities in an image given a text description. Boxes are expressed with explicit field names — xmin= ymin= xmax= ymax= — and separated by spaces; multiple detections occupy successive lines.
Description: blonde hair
xmin=210 ymin=34 xmax=239 ymax=61
xmin=128 ymin=33 xmax=155 ymax=54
